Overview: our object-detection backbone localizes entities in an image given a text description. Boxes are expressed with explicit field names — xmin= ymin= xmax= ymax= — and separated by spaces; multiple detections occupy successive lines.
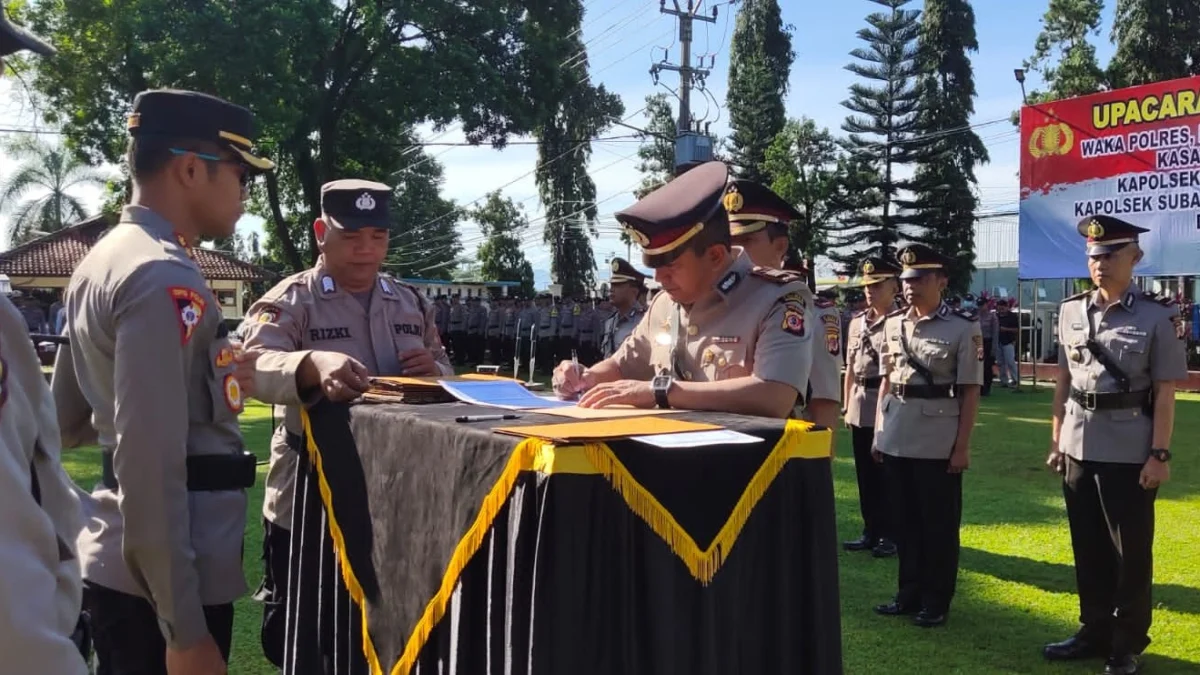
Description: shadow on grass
xmin=962 ymin=546 xmax=1200 ymax=617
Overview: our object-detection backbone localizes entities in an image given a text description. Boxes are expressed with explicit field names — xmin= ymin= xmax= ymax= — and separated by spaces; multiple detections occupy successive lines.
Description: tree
xmin=726 ymin=0 xmax=795 ymax=183
xmin=763 ymin=118 xmax=844 ymax=289
xmin=831 ymin=0 xmax=924 ymax=268
xmin=633 ymin=93 xmax=677 ymax=200
xmin=471 ymin=192 xmax=536 ymax=299
xmin=1108 ymin=0 xmax=1200 ymax=88
xmin=526 ymin=1 xmax=624 ymax=299
xmin=385 ymin=148 xmax=462 ymax=280
xmin=0 ymin=137 xmax=109 ymax=246
xmin=25 ymin=0 xmax=587 ymax=273
xmin=1023 ymin=0 xmax=1107 ymax=103
xmin=908 ymin=0 xmax=988 ymax=293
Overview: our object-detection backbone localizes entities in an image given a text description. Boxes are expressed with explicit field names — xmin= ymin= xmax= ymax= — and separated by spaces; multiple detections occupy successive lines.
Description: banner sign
xmin=1019 ymin=76 xmax=1200 ymax=278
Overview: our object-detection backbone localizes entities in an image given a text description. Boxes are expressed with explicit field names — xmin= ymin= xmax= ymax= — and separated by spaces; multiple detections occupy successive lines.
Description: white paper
xmin=438 ymin=379 xmax=574 ymax=410
xmin=629 ymin=429 xmax=764 ymax=449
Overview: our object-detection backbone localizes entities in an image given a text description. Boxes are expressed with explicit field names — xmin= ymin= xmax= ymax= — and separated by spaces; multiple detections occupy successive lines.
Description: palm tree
xmin=0 ymin=137 xmax=109 ymax=246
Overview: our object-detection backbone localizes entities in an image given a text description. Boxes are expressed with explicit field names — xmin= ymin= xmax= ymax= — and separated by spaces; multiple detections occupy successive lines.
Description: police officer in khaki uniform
xmin=723 ymin=180 xmax=840 ymax=433
xmin=53 ymin=89 xmax=271 ymax=673
xmin=602 ymin=258 xmax=648 ymax=357
xmin=553 ymin=161 xmax=814 ymax=418
xmin=0 ymin=14 xmax=90 ymax=673
xmin=1043 ymin=217 xmax=1187 ymax=675
xmin=873 ymin=244 xmax=982 ymax=628
xmin=241 ymin=179 xmax=452 ymax=668
xmin=842 ymin=256 xmax=903 ymax=558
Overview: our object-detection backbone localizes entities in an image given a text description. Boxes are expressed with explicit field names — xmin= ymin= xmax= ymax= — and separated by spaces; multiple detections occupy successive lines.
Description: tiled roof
xmin=0 ymin=214 xmax=272 ymax=281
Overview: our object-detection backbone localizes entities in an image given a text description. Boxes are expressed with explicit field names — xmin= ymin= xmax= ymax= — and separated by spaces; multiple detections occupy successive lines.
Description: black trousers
xmin=1063 ymin=457 xmax=1157 ymax=655
xmin=883 ymin=455 xmax=962 ymax=614
xmin=83 ymin=582 xmax=234 ymax=675
xmin=982 ymin=339 xmax=995 ymax=394
xmin=449 ymin=331 xmax=466 ymax=363
xmin=850 ymin=424 xmax=890 ymax=542
xmin=257 ymin=519 xmax=293 ymax=668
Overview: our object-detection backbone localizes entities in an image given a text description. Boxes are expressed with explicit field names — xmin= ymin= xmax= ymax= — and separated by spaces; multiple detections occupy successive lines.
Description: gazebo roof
xmin=0 ymin=214 xmax=272 ymax=281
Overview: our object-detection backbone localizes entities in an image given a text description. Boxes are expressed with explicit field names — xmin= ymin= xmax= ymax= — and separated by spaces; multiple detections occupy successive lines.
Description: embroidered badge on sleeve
xmin=169 ymin=287 xmax=207 ymax=346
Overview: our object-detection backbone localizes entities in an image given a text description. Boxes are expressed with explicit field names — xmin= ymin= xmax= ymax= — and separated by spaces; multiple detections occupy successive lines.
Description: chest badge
xmin=215 ymin=346 xmax=235 ymax=368
xmin=713 ymin=336 xmax=740 ymax=344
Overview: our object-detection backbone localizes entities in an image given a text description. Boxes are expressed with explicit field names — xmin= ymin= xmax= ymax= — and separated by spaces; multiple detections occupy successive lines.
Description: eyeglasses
xmin=169 ymin=148 xmax=252 ymax=188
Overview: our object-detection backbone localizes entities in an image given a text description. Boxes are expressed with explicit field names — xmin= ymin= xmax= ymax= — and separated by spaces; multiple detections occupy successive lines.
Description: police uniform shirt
xmin=241 ymin=258 xmax=452 ymax=527
xmin=844 ymin=307 xmax=889 ymax=428
xmin=52 ymin=205 xmax=248 ymax=648
xmin=875 ymin=302 xmax=984 ymax=459
xmin=519 ymin=305 xmax=539 ymax=337
xmin=502 ymin=303 xmax=519 ymax=337
xmin=1057 ymin=286 xmax=1188 ymax=464
xmin=609 ymin=304 xmax=646 ymax=357
xmin=485 ymin=303 xmax=503 ymax=338
xmin=610 ymin=249 xmax=814 ymax=395
xmin=448 ymin=301 xmax=465 ymax=332
xmin=810 ymin=298 xmax=843 ymax=403
xmin=0 ymin=296 xmax=88 ymax=675
xmin=576 ymin=304 xmax=596 ymax=343
xmin=465 ymin=302 xmax=484 ymax=335
xmin=434 ymin=299 xmax=449 ymax=336
xmin=558 ymin=299 xmax=577 ymax=338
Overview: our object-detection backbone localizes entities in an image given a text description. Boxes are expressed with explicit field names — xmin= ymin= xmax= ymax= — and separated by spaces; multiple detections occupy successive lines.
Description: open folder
xmin=494 ymin=417 xmax=722 ymax=443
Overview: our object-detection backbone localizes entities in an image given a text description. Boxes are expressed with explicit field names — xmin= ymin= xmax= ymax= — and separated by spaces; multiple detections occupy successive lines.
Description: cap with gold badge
xmin=609 ymin=257 xmax=648 ymax=286
xmin=723 ymin=179 xmax=802 ymax=237
xmin=896 ymin=243 xmax=952 ymax=280
xmin=616 ymin=160 xmax=730 ymax=267
xmin=127 ymin=89 xmax=275 ymax=173
xmin=1077 ymin=215 xmax=1149 ymax=256
xmin=321 ymin=179 xmax=392 ymax=231
xmin=1 ymin=7 xmax=54 ymax=56
xmin=857 ymin=255 xmax=902 ymax=286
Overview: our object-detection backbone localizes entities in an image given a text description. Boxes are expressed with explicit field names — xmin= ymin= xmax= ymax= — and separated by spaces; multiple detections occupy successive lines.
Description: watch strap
xmin=654 ymin=379 xmax=672 ymax=409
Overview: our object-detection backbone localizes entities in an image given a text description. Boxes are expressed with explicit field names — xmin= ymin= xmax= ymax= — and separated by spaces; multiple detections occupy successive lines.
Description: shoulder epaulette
xmin=886 ymin=307 xmax=906 ymax=318
xmin=1061 ymin=291 xmax=1090 ymax=304
xmin=1142 ymin=290 xmax=1177 ymax=308
xmin=953 ymin=308 xmax=979 ymax=322
xmin=750 ymin=266 xmax=804 ymax=285
xmin=814 ymin=296 xmax=836 ymax=310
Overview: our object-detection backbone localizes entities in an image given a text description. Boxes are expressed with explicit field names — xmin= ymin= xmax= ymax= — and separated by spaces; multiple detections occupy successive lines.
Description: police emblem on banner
xmin=169 ymin=287 xmax=207 ymax=346
xmin=223 ymin=374 xmax=243 ymax=413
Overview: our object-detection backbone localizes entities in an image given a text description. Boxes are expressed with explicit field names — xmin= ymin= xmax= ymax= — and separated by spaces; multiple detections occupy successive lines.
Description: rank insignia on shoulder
xmin=379 ymin=277 xmax=393 ymax=295
xmin=953 ymin=308 xmax=979 ymax=322
xmin=751 ymin=266 xmax=802 ymax=285
xmin=1143 ymin=290 xmax=1177 ymax=308
xmin=718 ymin=271 xmax=741 ymax=293
xmin=815 ymin=296 xmax=836 ymax=310
xmin=782 ymin=306 xmax=806 ymax=337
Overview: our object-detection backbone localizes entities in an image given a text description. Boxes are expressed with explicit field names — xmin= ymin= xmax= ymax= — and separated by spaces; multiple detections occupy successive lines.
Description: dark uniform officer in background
xmin=447 ymin=295 xmax=466 ymax=364
xmin=723 ymin=180 xmax=841 ymax=434
xmin=485 ymin=297 xmax=504 ymax=364
xmin=434 ymin=295 xmax=449 ymax=344
xmin=241 ymin=180 xmax=452 ymax=668
xmin=842 ymin=256 xmax=903 ymax=558
xmin=575 ymin=298 xmax=597 ymax=365
xmin=873 ymin=244 xmax=982 ymax=628
xmin=553 ymin=161 xmax=814 ymax=418
xmin=602 ymin=258 xmax=648 ymax=357
xmin=1044 ymin=217 xmax=1187 ymax=675
xmin=0 ymin=13 xmax=89 ymax=673
xmin=558 ymin=295 xmax=577 ymax=362
xmin=53 ymin=89 xmax=271 ymax=674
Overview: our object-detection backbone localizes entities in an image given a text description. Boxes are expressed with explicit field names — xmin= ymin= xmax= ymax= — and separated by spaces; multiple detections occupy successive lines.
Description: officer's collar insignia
xmin=174 ymin=232 xmax=195 ymax=260
xmin=321 ymin=276 xmax=336 ymax=294
xmin=380 ymin=277 xmax=393 ymax=295
xmin=355 ymin=192 xmax=376 ymax=211
xmin=717 ymin=271 xmax=741 ymax=294
xmin=1122 ymin=291 xmax=1135 ymax=309
xmin=937 ymin=302 xmax=950 ymax=318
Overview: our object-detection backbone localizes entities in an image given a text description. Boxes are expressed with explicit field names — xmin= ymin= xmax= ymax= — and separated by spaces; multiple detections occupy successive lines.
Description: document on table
xmin=629 ymin=429 xmax=764 ymax=449
xmin=531 ymin=405 xmax=684 ymax=419
xmin=438 ymin=380 xmax=574 ymax=410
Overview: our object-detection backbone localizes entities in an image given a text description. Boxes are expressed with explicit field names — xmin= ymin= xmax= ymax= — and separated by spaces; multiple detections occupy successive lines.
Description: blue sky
xmin=1 ymin=0 xmax=1122 ymax=285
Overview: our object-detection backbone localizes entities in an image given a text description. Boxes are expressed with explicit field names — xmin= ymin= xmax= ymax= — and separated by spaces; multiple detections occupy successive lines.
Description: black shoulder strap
xmin=1084 ymin=309 xmax=1132 ymax=392
xmin=898 ymin=321 xmax=935 ymax=386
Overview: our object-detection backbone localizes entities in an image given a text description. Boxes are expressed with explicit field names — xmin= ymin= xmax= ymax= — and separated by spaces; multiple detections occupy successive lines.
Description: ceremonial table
xmin=282 ymin=400 xmax=843 ymax=675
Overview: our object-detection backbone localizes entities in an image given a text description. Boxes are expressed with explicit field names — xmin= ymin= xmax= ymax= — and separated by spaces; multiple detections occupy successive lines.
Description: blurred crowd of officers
xmin=432 ymin=285 xmax=652 ymax=374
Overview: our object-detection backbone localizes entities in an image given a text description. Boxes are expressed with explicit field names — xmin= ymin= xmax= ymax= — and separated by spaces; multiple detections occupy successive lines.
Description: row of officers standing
xmin=431 ymin=280 xmax=649 ymax=372
xmin=0 ymin=32 xmax=1184 ymax=675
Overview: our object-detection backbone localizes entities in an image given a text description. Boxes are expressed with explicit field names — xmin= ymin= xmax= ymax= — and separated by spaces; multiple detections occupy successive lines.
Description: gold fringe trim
xmin=581 ymin=418 xmax=821 ymax=585
xmin=391 ymin=437 xmax=544 ymax=675
xmin=301 ymin=411 xmax=826 ymax=675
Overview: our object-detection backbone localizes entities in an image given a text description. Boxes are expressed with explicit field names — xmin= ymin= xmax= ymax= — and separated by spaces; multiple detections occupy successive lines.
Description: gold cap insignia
xmin=723 ymin=188 xmax=744 ymax=214
xmin=862 ymin=261 xmax=875 ymax=275
xmin=623 ymin=225 xmax=650 ymax=247
xmin=900 ymin=249 xmax=917 ymax=266
xmin=1086 ymin=220 xmax=1105 ymax=239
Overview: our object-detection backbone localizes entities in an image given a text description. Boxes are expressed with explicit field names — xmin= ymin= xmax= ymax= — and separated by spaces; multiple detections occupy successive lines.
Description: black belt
xmin=101 ymin=450 xmax=257 ymax=492
xmin=1069 ymin=387 xmax=1151 ymax=411
xmin=854 ymin=375 xmax=883 ymax=388
xmin=889 ymin=383 xmax=955 ymax=399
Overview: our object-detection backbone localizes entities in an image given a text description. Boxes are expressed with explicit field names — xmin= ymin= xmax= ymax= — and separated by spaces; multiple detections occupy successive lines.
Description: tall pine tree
xmin=831 ymin=0 xmax=924 ymax=268
xmin=1109 ymin=0 xmax=1200 ymax=87
xmin=726 ymin=0 xmax=795 ymax=183
xmin=473 ymin=192 xmax=537 ymax=298
xmin=633 ymin=94 xmax=678 ymax=200
xmin=1023 ymin=0 xmax=1107 ymax=102
xmin=908 ymin=0 xmax=988 ymax=293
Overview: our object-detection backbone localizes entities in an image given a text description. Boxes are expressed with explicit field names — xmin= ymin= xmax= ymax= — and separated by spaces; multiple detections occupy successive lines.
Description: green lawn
xmin=61 ymin=390 xmax=1200 ymax=674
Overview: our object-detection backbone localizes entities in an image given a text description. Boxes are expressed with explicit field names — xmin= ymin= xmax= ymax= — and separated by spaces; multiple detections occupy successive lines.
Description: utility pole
xmin=651 ymin=1 xmax=718 ymax=170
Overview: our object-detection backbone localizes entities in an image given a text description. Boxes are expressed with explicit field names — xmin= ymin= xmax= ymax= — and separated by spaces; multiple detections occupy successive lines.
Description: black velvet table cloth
xmin=282 ymin=400 xmax=843 ymax=675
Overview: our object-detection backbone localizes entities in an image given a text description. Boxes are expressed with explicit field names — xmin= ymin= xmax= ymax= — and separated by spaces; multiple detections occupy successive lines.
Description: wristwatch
xmin=1150 ymin=448 xmax=1172 ymax=462
xmin=652 ymin=374 xmax=674 ymax=409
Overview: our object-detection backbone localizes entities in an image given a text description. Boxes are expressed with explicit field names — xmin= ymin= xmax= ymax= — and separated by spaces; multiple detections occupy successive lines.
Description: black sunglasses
xmin=169 ymin=148 xmax=252 ymax=187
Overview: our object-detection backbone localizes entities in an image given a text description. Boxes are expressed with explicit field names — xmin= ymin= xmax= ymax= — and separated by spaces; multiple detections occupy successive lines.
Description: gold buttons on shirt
xmin=688 ymin=325 xmax=698 ymax=336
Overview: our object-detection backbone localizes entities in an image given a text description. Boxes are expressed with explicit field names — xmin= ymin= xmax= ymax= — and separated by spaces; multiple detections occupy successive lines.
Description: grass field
xmin=60 ymin=388 xmax=1200 ymax=674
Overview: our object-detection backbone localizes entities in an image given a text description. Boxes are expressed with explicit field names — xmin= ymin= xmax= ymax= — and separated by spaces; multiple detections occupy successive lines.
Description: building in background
xmin=401 ymin=278 xmax=522 ymax=299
